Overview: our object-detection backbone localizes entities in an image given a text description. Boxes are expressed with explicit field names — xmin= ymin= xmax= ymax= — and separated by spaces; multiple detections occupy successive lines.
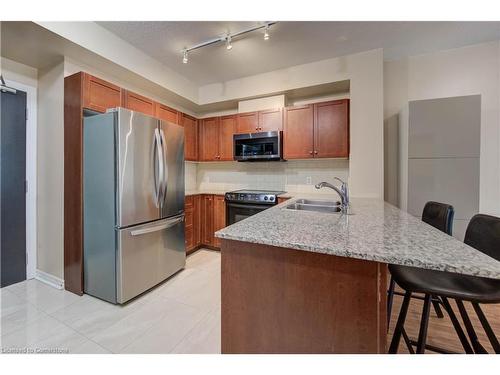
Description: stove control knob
xmin=264 ymin=196 xmax=268 ymax=201
xmin=269 ymin=196 xmax=275 ymax=202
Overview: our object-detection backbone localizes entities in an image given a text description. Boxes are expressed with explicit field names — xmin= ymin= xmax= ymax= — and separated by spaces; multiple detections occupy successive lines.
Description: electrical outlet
xmin=306 ymin=177 xmax=312 ymax=185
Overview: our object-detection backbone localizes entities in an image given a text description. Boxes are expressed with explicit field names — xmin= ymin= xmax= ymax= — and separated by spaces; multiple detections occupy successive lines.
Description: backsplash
xmin=186 ymin=159 xmax=349 ymax=194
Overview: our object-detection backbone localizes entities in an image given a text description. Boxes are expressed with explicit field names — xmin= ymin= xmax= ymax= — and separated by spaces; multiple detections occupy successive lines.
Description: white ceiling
xmin=97 ymin=21 xmax=500 ymax=86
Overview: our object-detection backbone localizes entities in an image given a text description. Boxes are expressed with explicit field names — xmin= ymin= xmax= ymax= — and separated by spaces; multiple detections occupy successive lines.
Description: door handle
xmin=130 ymin=215 xmax=184 ymax=236
xmin=160 ymin=128 xmax=168 ymax=204
xmin=152 ymin=130 xmax=160 ymax=208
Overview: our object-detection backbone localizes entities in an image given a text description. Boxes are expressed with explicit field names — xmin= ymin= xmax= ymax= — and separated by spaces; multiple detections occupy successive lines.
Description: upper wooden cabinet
xmin=258 ymin=108 xmax=283 ymax=132
xmin=219 ymin=115 xmax=236 ymax=161
xmin=82 ymin=73 xmax=121 ymax=113
xmin=284 ymin=104 xmax=315 ymax=159
xmin=155 ymin=103 xmax=179 ymax=124
xmin=182 ymin=114 xmax=198 ymax=161
xmin=199 ymin=117 xmax=220 ymax=161
xmin=314 ymin=100 xmax=349 ymax=158
xmin=236 ymin=112 xmax=258 ymax=133
xmin=199 ymin=116 xmax=235 ymax=161
xmin=284 ymin=100 xmax=349 ymax=159
xmin=237 ymin=109 xmax=283 ymax=133
xmin=122 ymin=90 xmax=155 ymax=116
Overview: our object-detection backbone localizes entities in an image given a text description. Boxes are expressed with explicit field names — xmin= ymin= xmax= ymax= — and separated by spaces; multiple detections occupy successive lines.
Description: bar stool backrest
xmin=422 ymin=201 xmax=455 ymax=236
xmin=464 ymin=214 xmax=500 ymax=262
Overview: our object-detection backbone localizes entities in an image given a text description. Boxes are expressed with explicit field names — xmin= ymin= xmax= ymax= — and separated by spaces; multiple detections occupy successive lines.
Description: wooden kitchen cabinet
xmin=155 ymin=102 xmax=179 ymax=124
xmin=122 ymin=90 xmax=155 ymax=116
xmin=213 ymin=195 xmax=226 ymax=248
xmin=219 ymin=115 xmax=236 ymax=161
xmin=185 ymin=195 xmax=201 ymax=253
xmin=236 ymin=112 xmax=259 ymax=133
xmin=277 ymin=197 xmax=290 ymax=204
xmin=182 ymin=114 xmax=198 ymax=161
xmin=82 ymin=73 xmax=122 ymax=113
xmin=199 ymin=117 xmax=220 ymax=161
xmin=201 ymin=194 xmax=215 ymax=246
xmin=284 ymin=100 xmax=349 ymax=159
xmin=284 ymin=104 xmax=315 ymax=159
xmin=199 ymin=116 xmax=234 ymax=161
xmin=314 ymin=100 xmax=349 ymax=158
xmin=258 ymin=108 xmax=283 ymax=132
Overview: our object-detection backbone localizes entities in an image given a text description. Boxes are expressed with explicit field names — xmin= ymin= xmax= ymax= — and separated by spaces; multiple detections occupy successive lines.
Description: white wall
xmin=196 ymin=159 xmax=349 ymax=195
xmin=1 ymin=57 xmax=38 ymax=87
xmin=384 ymin=41 xmax=500 ymax=219
xmin=37 ymin=60 xmax=65 ymax=279
xmin=238 ymin=95 xmax=285 ymax=112
xmin=199 ymin=49 xmax=384 ymax=199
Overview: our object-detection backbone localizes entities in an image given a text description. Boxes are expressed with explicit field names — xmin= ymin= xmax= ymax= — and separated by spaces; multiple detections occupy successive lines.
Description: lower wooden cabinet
xmin=201 ymin=194 xmax=215 ymax=246
xmin=185 ymin=195 xmax=201 ymax=253
xmin=185 ymin=194 xmax=226 ymax=252
xmin=277 ymin=197 xmax=290 ymax=204
xmin=213 ymin=195 xmax=226 ymax=248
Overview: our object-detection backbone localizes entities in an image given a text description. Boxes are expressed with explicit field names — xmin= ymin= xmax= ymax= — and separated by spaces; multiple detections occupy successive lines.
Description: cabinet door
xmin=314 ymin=100 xmax=349 ymax=158
xmin=185 ymin=196 xmax=195 ymax=251
xmin=182 ymin=114 xmax=198 ymax=161
xmin=122 ymin=90 xmax=155 ymax=116
xmin=193 ymin=194 xmax=201 ymax=247
xmin=199 ymin=117 xmax=219 ymax=161
xmin=219 ymin=115 xmax=236 ymax=161
xmin=156 ymin=103 xmax=179 ymax=124
xmin=82 ymin=73 xmax=121 ymax=113
xmin=277 ymin=197 xmax=290 ymax=204
xmin=236 ymin=112 xmax=258 ymax=133
xmin=213 ymin=195 xmax=226 ymax=248
xmin=284 ymin=105 xmax=314 ymax=159
xmin=259 ymin=108 xmax=283 ymax=132
xmin=201 ymin=195 xmax=214 ymax=246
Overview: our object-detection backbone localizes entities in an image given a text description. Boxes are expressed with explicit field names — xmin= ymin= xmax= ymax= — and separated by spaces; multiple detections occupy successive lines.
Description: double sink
xmin=285 ymin=198 xmax=342 ymax=214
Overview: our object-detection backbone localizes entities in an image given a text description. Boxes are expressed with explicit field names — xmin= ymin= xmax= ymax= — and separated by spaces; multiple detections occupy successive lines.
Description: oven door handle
xmin=226 ymin=202 xmax=273 ymax=210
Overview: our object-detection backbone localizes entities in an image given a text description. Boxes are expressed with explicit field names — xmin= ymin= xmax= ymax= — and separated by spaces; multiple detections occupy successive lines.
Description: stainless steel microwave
xmin=233 ymin=131 xmax=283 ymax=161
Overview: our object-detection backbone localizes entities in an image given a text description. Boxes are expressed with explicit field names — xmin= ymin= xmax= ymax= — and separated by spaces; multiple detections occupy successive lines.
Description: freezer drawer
xmin=116 ymin=214 xmax=186 ymax=303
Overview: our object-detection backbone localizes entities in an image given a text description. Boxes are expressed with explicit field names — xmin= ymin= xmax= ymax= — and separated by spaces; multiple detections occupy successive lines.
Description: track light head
xmin=226 ymin=35 xmax=233 ymax=50
xmin=182 ymin=49 xmax=188 ymax=64
xmin=264 ymin=25 xmax=270 ymax=40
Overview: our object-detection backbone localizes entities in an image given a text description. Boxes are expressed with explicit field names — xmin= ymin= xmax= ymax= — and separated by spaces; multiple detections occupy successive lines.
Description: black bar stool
xmin=387 ymin=202 xmax=454 ymax=329
xmin=389 ymin=214 xmax=500 ymax=354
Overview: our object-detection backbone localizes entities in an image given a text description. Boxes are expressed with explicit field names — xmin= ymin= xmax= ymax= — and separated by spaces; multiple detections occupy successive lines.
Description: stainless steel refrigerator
xmin=83 ymin=108 xmax=185 ymax=304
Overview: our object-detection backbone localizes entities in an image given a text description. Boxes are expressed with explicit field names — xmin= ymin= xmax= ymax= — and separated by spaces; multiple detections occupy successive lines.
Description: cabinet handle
xmin=309 ymin=151 xmax=313 ymax=155
xmin=314 ymin=151 xmax=318 ymax=155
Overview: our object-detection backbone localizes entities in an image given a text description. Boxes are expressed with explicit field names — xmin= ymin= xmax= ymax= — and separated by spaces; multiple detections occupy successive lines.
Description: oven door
xmin=233 ymin=131 xmax=282 ymax=161
xmin=226 ymin=202 xmax=272 ymax=226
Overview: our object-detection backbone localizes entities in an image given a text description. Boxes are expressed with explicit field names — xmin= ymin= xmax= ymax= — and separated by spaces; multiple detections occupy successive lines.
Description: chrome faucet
xmin=315 ymin=177 xmax=350 ymax=212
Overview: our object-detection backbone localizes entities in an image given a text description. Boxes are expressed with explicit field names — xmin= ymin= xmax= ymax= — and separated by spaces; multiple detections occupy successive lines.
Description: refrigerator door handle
xmin=155 ymin=128 xmax=165 ymax=207
xmin=151 ymin=129 xmax=160 ymax=208
xmin=159 ymin=128 xmax=169 ymax=205
xmin=130 ymin=215 xmax=185 ymax=236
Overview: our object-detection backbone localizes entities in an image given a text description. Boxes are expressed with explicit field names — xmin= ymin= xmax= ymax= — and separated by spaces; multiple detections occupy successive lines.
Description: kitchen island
xmin=215 ymin=197 xmax=500 ymax=354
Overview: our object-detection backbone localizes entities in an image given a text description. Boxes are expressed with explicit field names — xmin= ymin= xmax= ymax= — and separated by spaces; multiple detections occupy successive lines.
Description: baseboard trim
xmin=35 ymin=269 xmax=64 ymax=290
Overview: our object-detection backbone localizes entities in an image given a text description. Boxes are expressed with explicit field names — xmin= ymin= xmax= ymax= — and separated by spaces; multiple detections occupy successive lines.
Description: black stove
xmin=225 ymin=189 xmax=286 ymax=205
xmin=225 ymin=190 xmax=286 ymax=225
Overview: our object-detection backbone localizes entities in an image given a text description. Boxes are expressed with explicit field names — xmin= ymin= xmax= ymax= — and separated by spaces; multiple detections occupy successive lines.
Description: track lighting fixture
xmin=181 ymin=22 xmax=276 ymax=64
xmin=264 ymin=25 xmax=270 ymax=40
xmin=226 ymin=34 xmax=233 ymax=50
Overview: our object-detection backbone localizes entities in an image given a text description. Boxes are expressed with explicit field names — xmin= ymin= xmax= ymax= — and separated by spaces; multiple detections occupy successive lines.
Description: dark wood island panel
xmin=221 ymin=239 xmax=387 ymax=353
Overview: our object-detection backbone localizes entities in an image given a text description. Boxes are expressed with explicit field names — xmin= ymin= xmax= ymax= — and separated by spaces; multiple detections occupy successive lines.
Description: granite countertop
xmin=215 ymin=197 xmax=500 ymax=280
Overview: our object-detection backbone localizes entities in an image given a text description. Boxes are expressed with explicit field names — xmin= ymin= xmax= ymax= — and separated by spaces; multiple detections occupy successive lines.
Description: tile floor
xmin=0 ymin=249 xmax=221 ymax=354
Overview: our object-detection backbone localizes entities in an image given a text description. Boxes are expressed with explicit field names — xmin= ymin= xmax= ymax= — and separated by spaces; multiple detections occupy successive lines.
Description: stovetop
xmin=225 ymin=189 xmax=286 ymax=204
xmin=229 ymin=189 xmax=286 ymax=195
